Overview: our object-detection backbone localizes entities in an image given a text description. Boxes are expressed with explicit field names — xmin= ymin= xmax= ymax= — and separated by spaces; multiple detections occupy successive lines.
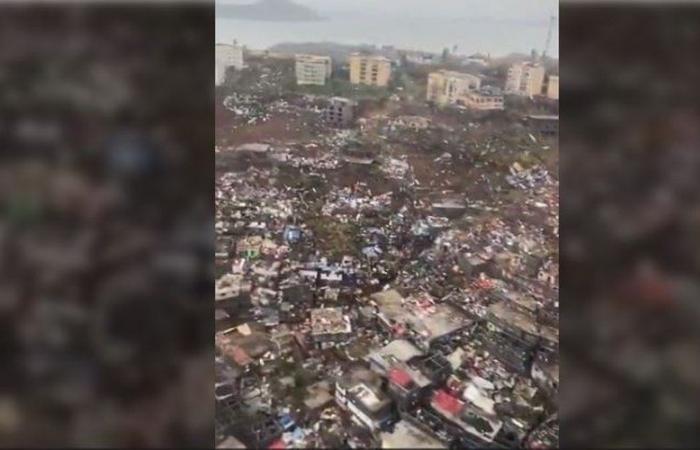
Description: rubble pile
xmin=215 ymin=53 xmax=559 ymax=449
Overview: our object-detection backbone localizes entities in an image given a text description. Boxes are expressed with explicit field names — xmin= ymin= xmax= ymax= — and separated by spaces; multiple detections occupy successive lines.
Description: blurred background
xmin=561 ymin=1 xmax=700 ymax=447
xmin=2 ymin=0 xmax=700 ymax=448
xmin=0 ymin=3 xmax=214 ymax=447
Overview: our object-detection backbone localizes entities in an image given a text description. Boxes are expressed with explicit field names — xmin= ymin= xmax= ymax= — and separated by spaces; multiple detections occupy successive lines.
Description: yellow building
xmin=546 ymin=75 xmax=559 ymax=100
xmin=426 ymin=70 xmax=481 ymax=106
xmin=348 ymin=54 xmax=392 ymax=87
xmin=505 ymin=62 xmax=546 ymax=97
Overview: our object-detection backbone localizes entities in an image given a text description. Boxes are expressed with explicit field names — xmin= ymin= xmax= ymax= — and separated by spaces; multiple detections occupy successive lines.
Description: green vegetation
xmin=291 ymin=76 xmax=390 ymax=100
xmin=516 ymin=150 xmax=546 ymax=169
xmin=305 ymin=216 xmax=362 ymax=260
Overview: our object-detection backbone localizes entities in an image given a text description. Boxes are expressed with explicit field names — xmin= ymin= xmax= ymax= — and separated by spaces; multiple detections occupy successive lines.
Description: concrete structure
xmin=348 ymin=54 xmax=392 ymax=87
xmin=531 ymin=349 xmax=559 ymax=397
xmin=464 ymin=54 xmax=489 ymax=66
xmin=404 ymin=50 xmax=438 ymax=66
xmin=310 ymin=307 xmax=352 ymax=349
xmin=426 ymin=70 xmax=481 ymax=106
xmin=381 ymin=420 xmax=446 ymax=449
xmin=430 ymin=389 xmax=503 ymax=447
xmin=505 ymin=62 xmax=546 ymax=97
xmin=216 ymin=41 xmax=244 ymax=86
xmin=526 ymin=114 xmax=559 ymax=135
xmin=335 ymin=366 xmax=395 ymax=431
xmin=487 ymin=300 xmax=558 ymax=349
xmin=371 ymin=290 xmax=471 ymax=351
xmin=461 ymin=87 xmax=505 ymax=111
xmin=484 ymin=299 xmax=558 ymax=374
xmin=295 ymin=54 xmax=332 ymax=86
xmin=324 ymin=97 xmax=355 ymax=127
xmin=546 ymin=75 xmax=559 ymax=100
xmin=367 ymin=339 xmax=432 ymax=409
xmin=217 ymin=435 xmax=246 ymax=449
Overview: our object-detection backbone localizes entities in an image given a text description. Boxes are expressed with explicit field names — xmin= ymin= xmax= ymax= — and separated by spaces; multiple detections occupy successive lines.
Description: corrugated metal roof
xmin=388 ymin=367 xmax=413 ymax=388
xmin=432 ymin=389 xmax=464 ymax=416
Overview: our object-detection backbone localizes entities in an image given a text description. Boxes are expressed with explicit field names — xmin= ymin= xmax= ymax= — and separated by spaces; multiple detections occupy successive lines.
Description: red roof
xmin=392 ymin=323 xmax=406 ymax=335
xmin=388 ymin=367 xmax=413 ymax=388
xmin=231 ymin=346 xmax=253 ymax=366
xmin=269 ymin=438 xmax=285 ymax=449
xmin=432 ymin=389 xmax=464 ymax=416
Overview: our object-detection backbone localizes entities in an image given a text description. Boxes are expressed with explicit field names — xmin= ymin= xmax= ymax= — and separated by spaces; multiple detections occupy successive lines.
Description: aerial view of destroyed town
xmin=215 ymin=0 xmax=558 ymax=448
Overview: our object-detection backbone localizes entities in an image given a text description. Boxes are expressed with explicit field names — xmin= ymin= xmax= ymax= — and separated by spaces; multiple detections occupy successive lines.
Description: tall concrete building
xmin=546 ymin=75 xmax=559 ymax=100
xmin=215 ymin=41 xmax=244 ymax=86
xmin=505 ymin=62 xmax=546 ymax=97
xmin=348 ymin=54 xmax=391 ymax=87
xmin=426 ymin=70 xmax=481 ymax=106
xmin=295 ymin=54 xmax=332 ymax=86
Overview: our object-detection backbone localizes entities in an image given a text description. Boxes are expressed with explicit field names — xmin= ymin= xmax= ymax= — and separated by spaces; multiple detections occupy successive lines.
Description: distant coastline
xmin=217 ymin=0 xmax=325 ymax=22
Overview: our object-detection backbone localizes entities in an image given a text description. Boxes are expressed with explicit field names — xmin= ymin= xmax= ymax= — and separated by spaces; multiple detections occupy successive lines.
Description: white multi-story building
xmin=335 ymin=366 xmax=395 ymax=431
xmin=295 ymin=54 xmax=332 ymax=85
xmin=215 ymin=41 xmax=244 ymax=86
xmin=505 ymin=62 xmax=546 ymax=97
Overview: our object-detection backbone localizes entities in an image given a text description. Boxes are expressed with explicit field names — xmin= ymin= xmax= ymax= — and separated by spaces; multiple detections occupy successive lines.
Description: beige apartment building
xmin=546 ymin=75 xmax=559 ymax=100
xmin=348 ymin=54 xmax=392 ymax=87
xmin=462 ymin=87 xmax=505 ymax=111
xmin=505 ymin=62 xmax=546 ymax=97
xmin=295 ymin=54 xmax=332 ymax=86
xmin=426 ymin=70 xmax=481 ymax=106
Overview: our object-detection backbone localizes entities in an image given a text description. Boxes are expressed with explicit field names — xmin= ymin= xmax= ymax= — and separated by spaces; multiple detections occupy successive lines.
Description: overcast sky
xmin=307 ymin=0 xmax=557 ymax=20
xmin=217 ymin=0 xmax=558 ymax=56
xmin=222 ymin=0 xmax=558 ymax=22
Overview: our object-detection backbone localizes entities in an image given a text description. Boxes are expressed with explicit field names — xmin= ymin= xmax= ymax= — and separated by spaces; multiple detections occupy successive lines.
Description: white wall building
xmin=215 ymin=41 xmax=244 ymax=86
xmin=295 ymin=54 xmax=332 ymax=86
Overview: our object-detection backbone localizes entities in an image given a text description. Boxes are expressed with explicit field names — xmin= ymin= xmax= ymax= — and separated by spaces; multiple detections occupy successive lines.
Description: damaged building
xmin=371 ymin=289 xmax=472 ymax=352
xmin=335 ymin=365 xmax=397 ymax=432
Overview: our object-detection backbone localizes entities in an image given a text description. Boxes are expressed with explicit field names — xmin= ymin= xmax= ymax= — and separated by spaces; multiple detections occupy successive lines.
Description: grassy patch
xmin=305 ymin=216 xmax=362 ymax=260
xmin=291 ymin=77 xmax=390 ymax=100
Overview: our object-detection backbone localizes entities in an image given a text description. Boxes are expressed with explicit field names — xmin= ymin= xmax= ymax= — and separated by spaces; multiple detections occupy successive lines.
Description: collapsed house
xmin=427 ymin=389 xmax=523 ymax=448
xmin=484 ymin=298 xmax=558 ymax=374
xmin=366 ymin=339 xmax=432 ymax=409
xmin=371 ymin=289 xmax=472 ymax=352
xmin=310 ymin=307 xmax=352 ymax=349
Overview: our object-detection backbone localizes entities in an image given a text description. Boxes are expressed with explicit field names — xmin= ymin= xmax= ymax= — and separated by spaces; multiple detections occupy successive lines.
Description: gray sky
xmin=222 ymin=0 xmax=558 ymax=22
xmin=217 ymin=0 xmax=558 ymax=57
xmin=305 ymin=0 xmax=557 ymax=20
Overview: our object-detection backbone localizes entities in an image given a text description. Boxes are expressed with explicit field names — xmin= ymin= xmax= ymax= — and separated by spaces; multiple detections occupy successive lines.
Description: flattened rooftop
xmin=310 ymin=307 xmax=352 ymax=335
xmin=381 ymin=420 xmax=446 ymax=449
xmin=374 ymin=339 xmax=424 ymax=363
xmin=487 ymin=300 xmax=558 ymax=344
xmin=372 ymin=290 xmax=471 ymax=342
